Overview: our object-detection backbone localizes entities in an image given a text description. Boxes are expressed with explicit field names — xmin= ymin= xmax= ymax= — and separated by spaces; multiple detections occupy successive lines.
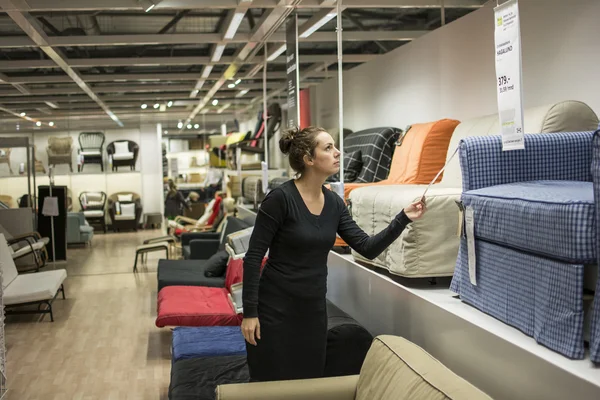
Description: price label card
xmin=465 ymin=206 xmax=477 ymax=286
xmin=494 ymin=0 xmax=525 ymax=151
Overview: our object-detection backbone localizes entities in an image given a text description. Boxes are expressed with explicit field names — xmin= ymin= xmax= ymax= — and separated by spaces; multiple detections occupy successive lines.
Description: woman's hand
xmin=404 ymin=199 xmax=427 ymax=221
xmin=241 ymin=317 xmax=261 ymax=346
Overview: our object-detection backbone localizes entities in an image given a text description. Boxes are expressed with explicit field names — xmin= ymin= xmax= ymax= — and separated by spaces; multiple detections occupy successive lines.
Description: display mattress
xmin=169 ymin=355 xmax=249 ymax=400
xmin=157 ymin=259 xmax=225 ymax=292
xmin=156 ymin=285 xmax=241 ymax=328
xmin=451 ymin=238 xmax=586 ymax=359
xmin=349 ymin=184 xmax=462 ymax=278
xmin=172 ymin=326 xmax=246 ymax=362
xmin=463 ymin=180 xmax=595 ymax=263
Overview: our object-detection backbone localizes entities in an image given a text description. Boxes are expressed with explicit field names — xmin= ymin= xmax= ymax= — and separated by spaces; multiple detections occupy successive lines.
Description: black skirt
xmin=246 ymin=272 xmax=327 ymax=382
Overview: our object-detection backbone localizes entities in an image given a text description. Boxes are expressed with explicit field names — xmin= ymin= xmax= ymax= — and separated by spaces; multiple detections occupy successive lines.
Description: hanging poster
xmin=494 ymin=0 xmax=525 ymax=151
xmin=286 ymin=13 xmax=300 ymax=129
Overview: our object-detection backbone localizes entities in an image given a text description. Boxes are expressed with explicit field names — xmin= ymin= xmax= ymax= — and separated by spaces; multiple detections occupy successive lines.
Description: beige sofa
xmin=216 ymin=335 xmax=492 ymax=400
xmin=349 ymin=100 xmax=599 ymax=278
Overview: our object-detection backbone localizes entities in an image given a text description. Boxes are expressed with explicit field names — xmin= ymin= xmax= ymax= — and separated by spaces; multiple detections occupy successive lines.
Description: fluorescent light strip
xmin=217 ymin=103 xmax=231 ymax=114
xmin=201 ymin=65 xmax=213 ymax=79
xmin=211 ymin=44 xmax=226 ymax=63
xmin=267 ymin=45 xmax=286 ymax=62
xmin=236 ymin=89 xmax=249 ymax=98
xmin=299 ymin=12 xmax=337 ymax=38
xmin=224 ymin=12 xmax=246 ymax=40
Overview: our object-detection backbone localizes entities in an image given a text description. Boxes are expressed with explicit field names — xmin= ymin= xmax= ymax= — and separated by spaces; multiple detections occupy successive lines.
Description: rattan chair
xmin=78 ymin=132 xmax=105 ymax=172
xmin=47 ymin=136 xmax=73 ymax=172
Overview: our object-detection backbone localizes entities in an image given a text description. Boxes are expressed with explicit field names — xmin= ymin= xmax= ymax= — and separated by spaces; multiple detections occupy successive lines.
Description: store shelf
xmin=326 ymin=252 xmax=600 ymax=400
xmin=224 ymin=168 xmax=287 ymax=177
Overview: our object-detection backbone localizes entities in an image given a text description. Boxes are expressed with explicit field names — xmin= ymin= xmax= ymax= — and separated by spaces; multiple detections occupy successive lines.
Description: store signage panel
xmin=494 ymin=0 xmax=525 ymax=151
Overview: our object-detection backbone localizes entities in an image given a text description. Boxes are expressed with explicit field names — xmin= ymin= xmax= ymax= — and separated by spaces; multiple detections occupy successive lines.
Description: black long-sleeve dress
xmin=242 ymin=180 xmax=411 ymax=382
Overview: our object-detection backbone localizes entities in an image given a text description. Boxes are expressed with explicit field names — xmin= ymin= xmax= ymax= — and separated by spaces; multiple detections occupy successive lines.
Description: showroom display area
xmin=0 ymin=124 xmax=164 ymax=227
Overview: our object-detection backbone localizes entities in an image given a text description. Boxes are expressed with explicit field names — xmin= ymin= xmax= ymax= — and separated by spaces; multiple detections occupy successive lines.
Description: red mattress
xmin=156 ymin=286 xmax=241 ymax=328
xmin=155 ymin=258 xmax=267 ymax=328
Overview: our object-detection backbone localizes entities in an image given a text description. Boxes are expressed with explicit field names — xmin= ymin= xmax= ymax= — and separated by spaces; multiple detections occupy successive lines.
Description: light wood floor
xmin=5 ymin=229 xmax=173 ymax=400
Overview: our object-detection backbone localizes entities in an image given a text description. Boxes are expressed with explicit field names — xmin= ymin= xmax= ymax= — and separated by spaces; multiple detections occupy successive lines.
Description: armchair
xmin=107 ymin=140 xmax=139 ymax=171
xmin=107 ymin=192 xmax=143 ymax=232
xmin=67 ymin=212 xmax=94 ymax=245
xmin=79 ymin=191 xmax=107 ymax=233
xmin=47 ymin=136 xmax=74 ymax=172
xmin=451 ymin=131 xmax=597 ymax=359
xmin=78 ymin=132 xmax=105 ymax=172
xmin=216 ymin=335 xmax=491 ymax=400
xmin=0 ymin=148 xmax=13 ymax=174
xmin=0 ymin=222 xmax=48 ymax=272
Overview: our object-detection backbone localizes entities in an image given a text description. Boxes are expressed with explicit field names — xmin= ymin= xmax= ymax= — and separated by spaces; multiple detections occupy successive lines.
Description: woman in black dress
xmin=242 ymin=126 xmax=426 ymax=382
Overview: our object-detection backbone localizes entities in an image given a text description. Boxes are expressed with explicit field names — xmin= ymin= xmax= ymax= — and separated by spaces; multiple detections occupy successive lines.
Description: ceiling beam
xmin=1 ymin=71 xmax=303 ymax=84
xmin=0 ymin=0 xmax=124 ymax=127
xmin=0 ymin=92 xmax=258 ymax=104
xmin=0 ymin=82 xmax=280 ymax=96
xmin=158 ymin=10 xmax=190 ymax=34
xmin=0 ymin=0 xmax=485 ymax=12
xmin=0 ymin=31 xmax=426 ymax=48
xmin=0 ymin=55 xmax=373 ymax=69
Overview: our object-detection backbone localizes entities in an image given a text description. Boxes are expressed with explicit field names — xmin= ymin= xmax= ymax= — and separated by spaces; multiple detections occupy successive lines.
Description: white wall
xmin=314 ymin=0 xmax=600 ymax=131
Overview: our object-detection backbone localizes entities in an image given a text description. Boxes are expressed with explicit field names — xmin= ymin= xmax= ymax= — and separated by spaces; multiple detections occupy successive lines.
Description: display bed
xmin=326 ymin=251 xmax=600 ymax=400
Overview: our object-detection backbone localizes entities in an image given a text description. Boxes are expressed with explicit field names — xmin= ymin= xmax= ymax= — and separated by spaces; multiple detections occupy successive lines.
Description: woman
xmin=242 ymin=126 xmax=426 ymax=382
xmin=164 ymin=179 xmax=189 ymax=220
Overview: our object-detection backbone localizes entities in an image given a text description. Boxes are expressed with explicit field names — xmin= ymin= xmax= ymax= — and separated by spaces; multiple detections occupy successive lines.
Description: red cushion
xmin=156 ymin=286 xmax=241 ymax=328
xmin=207 ymin=197 xmax=222 ymax=226
xmin=224 ymin=257 xmax=268 ymax=290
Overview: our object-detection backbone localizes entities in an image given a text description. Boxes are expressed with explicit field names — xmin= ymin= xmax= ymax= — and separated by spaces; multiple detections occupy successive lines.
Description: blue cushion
xmin=463 ymin=180 xmax=594 ymax=263
xmin=172 ymin=326 xmax=246 ymax=362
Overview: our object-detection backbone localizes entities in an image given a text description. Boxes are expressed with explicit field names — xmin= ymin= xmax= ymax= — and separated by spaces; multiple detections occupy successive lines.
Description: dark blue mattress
xmin=172 ymin=326 xmax=246 ymax=362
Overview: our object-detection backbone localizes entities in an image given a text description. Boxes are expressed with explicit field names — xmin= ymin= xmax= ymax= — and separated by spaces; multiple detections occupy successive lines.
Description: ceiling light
xmin=201 ymin=66 xmax=213 ymax=79
xmin=235 ymin=79 xmax=241 ymax=85
xmin=299 ymin=12 xmax=337 ymax=38
xmin=211 ymin=44 xmax=226 ymax=63
xmin=267 ymin=45 xmax=286 ymax=61
xmin=167 ymin=101 xmax=173 ymax=107
xmin=236 ymin=89 xmax=249 ymax=98
xmin=194 ymin=124 xmax=200 ymax=129
xmin=45 ymin=101 xmax=59 ymax=109
xmin=212 ymin=99 xmax=219 ymax=106
xmin=153 ymin=103 xmax=160 ymax=109
xmin=139 ymin=0 xmax=157 ymax=13
xmin=177 ymin=121 xmax=183 ymax=129
xmin=141 ymin=103 xmax=147 ymax=109
xmin=164 ymin=130 xmax=168 ymax=134
xmin=36 ymin=121 xmax=42 ymax=127
xmin=224 ymin=11 xmax=246 ymax=40
xmin=190 ymin=90 xmax=199 ymax=98
xmin=187 ymin=124 xmax=192 ymax=129
xmin=20 ymin=112 xmax=26 ymax=116
xmin=49 ymin=121 xmax=54 ymax=127
xmin=228 ymin=83 xmax=236 ymax=89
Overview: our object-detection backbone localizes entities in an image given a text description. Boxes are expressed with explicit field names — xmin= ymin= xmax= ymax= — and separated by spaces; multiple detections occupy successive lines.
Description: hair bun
xmin=279 ymin=127 xmax=298 ymax=154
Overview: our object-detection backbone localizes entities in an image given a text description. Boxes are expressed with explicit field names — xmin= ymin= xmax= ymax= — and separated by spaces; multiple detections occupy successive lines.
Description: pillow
xmin=120 ymin=203 xmax=136 ymax=218
xmin=206 ymin=197 xmax=223 ymax=226
xmin=204 ymin=250 xmax=230 ymax=278
xmin=344 ymin=150 xmax=363 ymax=182
xmin=227 ymin=227 xmax=254 ymax=255
xmin=114 ymin=141 xmax=130 ymax=154
xmin=117 ymin=194 xmax=133 ymax=202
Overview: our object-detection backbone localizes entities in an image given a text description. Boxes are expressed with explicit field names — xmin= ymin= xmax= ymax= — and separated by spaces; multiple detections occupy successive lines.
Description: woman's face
xmin=306 ymin=131 xmax=341 ymax=176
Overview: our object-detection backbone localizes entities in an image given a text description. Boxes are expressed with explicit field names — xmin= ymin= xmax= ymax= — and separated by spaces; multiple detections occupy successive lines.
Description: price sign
xmin=494 ymin=0 xmax=525 ymax=151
